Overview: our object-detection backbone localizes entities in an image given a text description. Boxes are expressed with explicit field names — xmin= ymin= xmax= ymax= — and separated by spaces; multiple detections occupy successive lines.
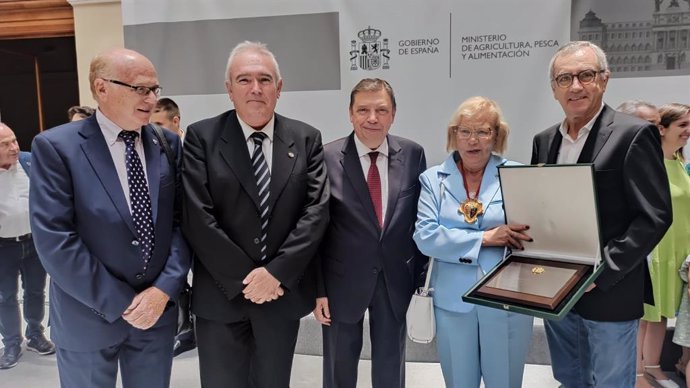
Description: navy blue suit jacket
xmin=29 ymin=115 xmax=191 ymax=351
xmin=318 ymin=133 xmax=426 ymax=323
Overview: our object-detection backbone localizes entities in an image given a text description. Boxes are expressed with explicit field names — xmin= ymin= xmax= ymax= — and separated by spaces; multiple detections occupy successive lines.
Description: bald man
xmin=29 ymin=48 xmax=191 ymax=388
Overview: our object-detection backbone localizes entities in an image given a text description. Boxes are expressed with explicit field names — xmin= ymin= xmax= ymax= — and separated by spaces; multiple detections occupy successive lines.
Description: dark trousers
xmin=0 ymin=238 xmax=47 ymax=347
xmin=56 ymin=322 xmax=176 ymax=388
xmin=322 ymin=273 xmax=406 ymax=388
xmin=196 ymin=307 xmax=300 ymax=388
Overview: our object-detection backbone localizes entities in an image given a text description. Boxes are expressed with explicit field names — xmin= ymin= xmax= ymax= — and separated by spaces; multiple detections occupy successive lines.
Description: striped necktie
xmin=250 ymin=132 xmax=270 ymax=261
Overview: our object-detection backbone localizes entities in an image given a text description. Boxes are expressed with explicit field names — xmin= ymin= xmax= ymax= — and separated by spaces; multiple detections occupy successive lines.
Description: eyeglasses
xmin=451 ymin=126 xmax=493 ymax=139
xmin=104 ymin=79 xmax=162 ymax=97
xmin=552 ymin=69 xmax=605 ymax=88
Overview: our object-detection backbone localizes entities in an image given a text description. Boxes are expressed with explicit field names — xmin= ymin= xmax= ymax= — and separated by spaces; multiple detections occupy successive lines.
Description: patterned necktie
xmin=367 ymin=152 xmax=383 ymax=227
xmin=118 ymin=130 xmax=155 ymax=273
xmin=250 ymin=132 xmax=270 ymax=261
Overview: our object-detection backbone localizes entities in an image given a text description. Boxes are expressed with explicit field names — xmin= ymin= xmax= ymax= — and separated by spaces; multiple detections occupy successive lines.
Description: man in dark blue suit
xmin=314 ymin=78 xmax=427 ymax=388
xmin=29 ymin=48 xmax=191 ymax=388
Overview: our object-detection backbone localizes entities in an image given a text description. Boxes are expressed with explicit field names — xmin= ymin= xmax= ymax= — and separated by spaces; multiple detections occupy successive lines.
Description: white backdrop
xmin=122 ymin=0 xmax=690 ymax=166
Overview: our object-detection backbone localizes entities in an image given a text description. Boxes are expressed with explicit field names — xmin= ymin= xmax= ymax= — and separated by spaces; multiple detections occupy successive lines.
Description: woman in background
xmin=653 ymin=104 xmax=690 ymax=388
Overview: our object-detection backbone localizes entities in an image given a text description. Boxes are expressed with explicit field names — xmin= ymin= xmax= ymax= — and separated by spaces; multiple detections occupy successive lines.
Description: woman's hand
xmin=482 ymin=224 xmax=532 ymax=250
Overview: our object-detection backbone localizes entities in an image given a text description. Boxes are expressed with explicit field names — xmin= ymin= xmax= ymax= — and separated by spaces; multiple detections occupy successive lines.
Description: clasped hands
xmin=123 ymin=286 xmax=169 ymax=330
xmin=482 ymin=223 xmax=532 ymax=250
xmin=242 ymin=267 xmax=284 ymax=304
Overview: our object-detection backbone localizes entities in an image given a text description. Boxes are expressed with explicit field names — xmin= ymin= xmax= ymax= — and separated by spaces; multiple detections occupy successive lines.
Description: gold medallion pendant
xmin=459 ymin=198 xmax=484 ymax=224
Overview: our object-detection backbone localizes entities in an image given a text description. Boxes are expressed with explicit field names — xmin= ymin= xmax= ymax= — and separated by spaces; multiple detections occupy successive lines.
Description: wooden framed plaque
xmin=463 ymin=164 xmax=604 ymax=319
xmin=474 ymin=256 xmax=590 ymax=310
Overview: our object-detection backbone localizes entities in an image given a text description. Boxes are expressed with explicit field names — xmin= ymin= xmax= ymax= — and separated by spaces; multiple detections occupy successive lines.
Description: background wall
xmin=115 ymin=0 xmax=690 ymax=165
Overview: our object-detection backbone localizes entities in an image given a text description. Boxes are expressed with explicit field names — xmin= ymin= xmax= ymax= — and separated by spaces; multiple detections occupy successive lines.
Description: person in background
xmin=148 ymin=96 xmax=194 ymax=357
xmin=616 ymin=100 xmax=678 ymax=388
xmin=617 ymin=100 xmax=661 ymax=126
xmin=413 ymin=96 xmax=533 ymax=388
xmin=29 ymin=48 xmax=191 ymax=388
xmin=0 ymin=122 xmax=55 ymax=370
xmin=657 ymin=104 xmax=690 ymax=388
xmin=531 ymin=41 xmax=672 ymax=388
xmin=67 ymin=105 xmax=95 ymax=122
xmin=314 ymin=78 xmax=426 ymax=388
xmin=150 ymin=98 xmax=184 ymax=140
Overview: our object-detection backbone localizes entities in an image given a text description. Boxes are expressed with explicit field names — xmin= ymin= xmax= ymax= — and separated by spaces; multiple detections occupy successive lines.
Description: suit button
xmin=132 ymin=240 xmax=140 ymax=246
xmin=372 ymin=268 xmax=378 ymax=275
xmin=254 ymin=238 xmax=260 ymax=244
xmin=135 ymin=273 xmax=143 ymax=280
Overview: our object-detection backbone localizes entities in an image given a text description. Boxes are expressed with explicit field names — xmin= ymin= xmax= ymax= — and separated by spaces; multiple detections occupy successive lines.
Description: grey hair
xmin=548 ymin=41 xmax=609 ymax=81
xmin=225 ymin=41 xmax=282 ymax=83
xmin=616 ymin=100 xmax=657 ymax=115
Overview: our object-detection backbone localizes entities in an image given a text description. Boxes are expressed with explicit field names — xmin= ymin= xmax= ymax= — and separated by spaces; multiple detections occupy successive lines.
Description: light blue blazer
xmin=414 ymin=153 xmax=515 ymax=313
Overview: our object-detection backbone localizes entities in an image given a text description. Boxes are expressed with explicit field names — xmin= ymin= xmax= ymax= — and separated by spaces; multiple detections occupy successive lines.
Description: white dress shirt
xmin=239 ymin=115 xmax=275 ymax=172
xmin=556 ymin=104 xmax=605 ymax=164
xmin=0 ymin=161 xmax=31 ymax=237
xmin=96 ymin=109 xmax=149 ymax=212
xmin=354 ymin=135 xmax=389 ymax=222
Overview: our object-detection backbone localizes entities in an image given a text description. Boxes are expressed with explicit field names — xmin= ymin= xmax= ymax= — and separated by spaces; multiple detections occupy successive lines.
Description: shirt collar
xmin=238 ymin=114 xmax=275 ymax=143
xmin=558 ymin=103 xmax=605 ymax=141
xmin=354 ymin=134 xmax=389 ymax=159
xmin=0 ymin=161 xmax=17 ymax=173
xmin=97 ymin=109 xmax=143 ymax=146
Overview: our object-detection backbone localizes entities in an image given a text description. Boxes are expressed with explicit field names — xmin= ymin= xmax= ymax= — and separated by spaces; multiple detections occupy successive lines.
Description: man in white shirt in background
xmin=150 ymin=98 xmax=184 ymax=140
xmin=0 ymin=122 xmax=55 ymax=370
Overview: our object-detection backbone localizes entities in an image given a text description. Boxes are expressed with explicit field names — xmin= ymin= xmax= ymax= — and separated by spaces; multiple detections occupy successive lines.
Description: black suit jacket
xmin=182 ymin=110 xmax=330 ymax=322
xmin=531 ymin=104 xmax=672 ymax=321
xmin=318 ymin=133 xmax=427 ymax=324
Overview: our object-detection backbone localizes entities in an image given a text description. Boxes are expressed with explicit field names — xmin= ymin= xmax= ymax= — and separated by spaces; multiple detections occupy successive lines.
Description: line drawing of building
xmin=576 ymin=0 xmax=690 ymax=77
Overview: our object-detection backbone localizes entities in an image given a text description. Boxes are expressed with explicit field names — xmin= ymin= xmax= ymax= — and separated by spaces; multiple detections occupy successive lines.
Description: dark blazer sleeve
xmin=30 ymin=134 xmax=135 ymax=323
xmin=595 ymin=124 xmax=672 ymax=291
xmin=150 ymin=131 xmax=191 ymax=300
xmin=182 ymin=123 xmax=256 ymax=297
xmin=264 ymin=130 xmax=330 ymax=291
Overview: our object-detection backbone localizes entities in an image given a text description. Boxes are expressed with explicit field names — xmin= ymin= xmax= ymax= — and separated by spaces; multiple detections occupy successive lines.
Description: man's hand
xmin=313 ymin=297 xmax=331 ymax=326
xmin=242 ymin=267 xmax=283 ymax=304
xmin=122 ymin=286 xmax=170 ymax=330
xmin=585 ymin=283 xmax=597 ymax=293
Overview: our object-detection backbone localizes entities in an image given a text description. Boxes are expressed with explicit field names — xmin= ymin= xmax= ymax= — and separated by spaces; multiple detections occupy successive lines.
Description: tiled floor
xmin=2 ymin=345 xmax=560 ymax=388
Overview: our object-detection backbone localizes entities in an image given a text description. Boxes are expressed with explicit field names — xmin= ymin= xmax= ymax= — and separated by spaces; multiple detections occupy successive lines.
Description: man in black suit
xmin=182 ymin=41 xmax=329 ymax=388
xmin=531 ymin=41 xmax=672 ymax=388
xmin=313 ymin=78 xmax=426 ymax=388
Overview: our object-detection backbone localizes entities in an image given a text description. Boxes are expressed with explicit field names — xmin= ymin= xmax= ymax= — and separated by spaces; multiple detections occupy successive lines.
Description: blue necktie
xmin=250 ymin=132 xmax=270 ymax=261
xmin=119 ymin=130 xmax=155 ymax=274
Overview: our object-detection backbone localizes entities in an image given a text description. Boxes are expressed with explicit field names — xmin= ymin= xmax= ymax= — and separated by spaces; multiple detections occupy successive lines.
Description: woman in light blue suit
xmin=414 ymin=96 xmax=534 ymax=388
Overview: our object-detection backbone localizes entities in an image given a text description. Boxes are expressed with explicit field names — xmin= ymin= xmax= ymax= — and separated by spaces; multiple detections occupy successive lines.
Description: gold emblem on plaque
xmin=459 ymin=198 xmax=484 ymax=224
xmin=531 ymin=266 xmax=545 ymax=275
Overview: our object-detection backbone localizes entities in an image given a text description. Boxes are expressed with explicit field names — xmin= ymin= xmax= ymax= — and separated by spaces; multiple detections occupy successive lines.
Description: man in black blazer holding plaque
xmin=531 ymin=41 xmax=672 ymax=388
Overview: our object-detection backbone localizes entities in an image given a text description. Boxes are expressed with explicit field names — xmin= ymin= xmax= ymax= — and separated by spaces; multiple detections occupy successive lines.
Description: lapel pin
xmin=152 ymin=138 xmax=159 ymax=145
xmin=288 ymin=152 xmax=295 ymax=158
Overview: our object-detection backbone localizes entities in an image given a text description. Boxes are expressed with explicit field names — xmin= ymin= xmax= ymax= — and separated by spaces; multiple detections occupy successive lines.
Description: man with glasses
xmin=29 ymin=48 xmax=191 ymax=388
xmin=531 ymin=41 xmax=672 ymax=388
